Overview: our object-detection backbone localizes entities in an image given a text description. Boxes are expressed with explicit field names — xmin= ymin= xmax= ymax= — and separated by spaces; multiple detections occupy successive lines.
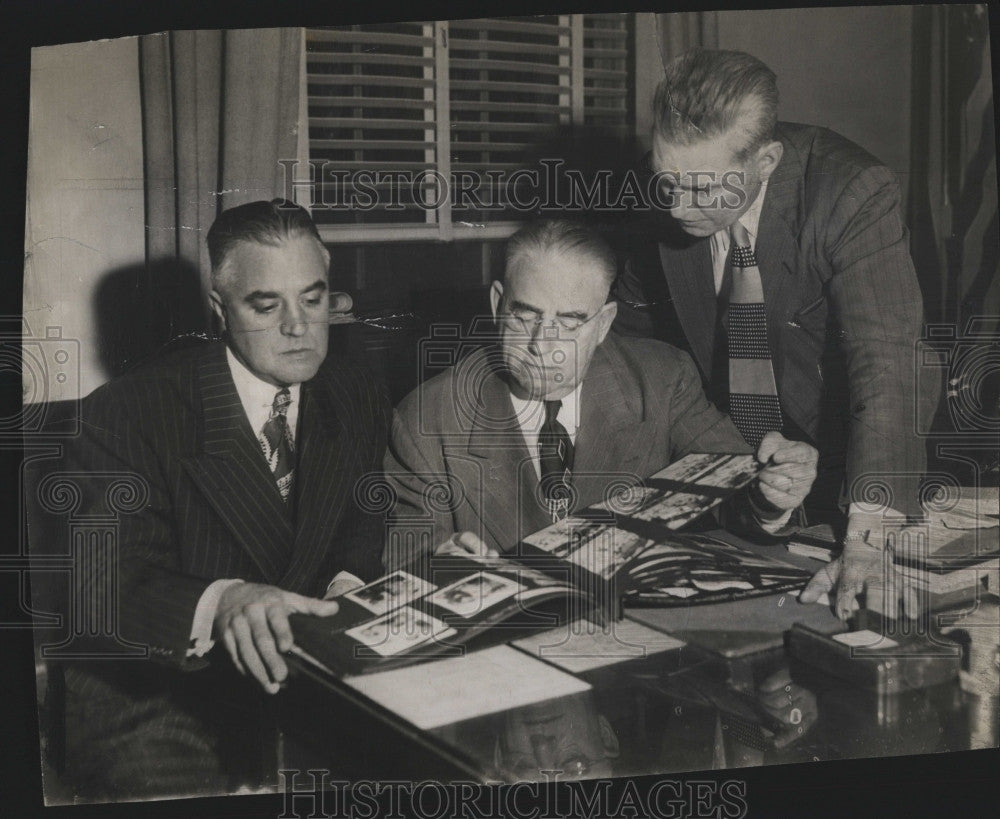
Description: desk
xmin=281 ymin=533 xmax=1000 ymax=783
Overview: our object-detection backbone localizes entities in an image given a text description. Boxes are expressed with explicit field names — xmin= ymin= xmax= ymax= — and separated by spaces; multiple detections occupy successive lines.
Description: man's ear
xmin=597 ymin=715 xmax=621 ymax=758
xmin=489 ymin=280 xmax=504 ymax=322
xmin=208 ymin=290 xmax=227 ymax=331
xmin=754 ymin=139 xmax=784 ymax=183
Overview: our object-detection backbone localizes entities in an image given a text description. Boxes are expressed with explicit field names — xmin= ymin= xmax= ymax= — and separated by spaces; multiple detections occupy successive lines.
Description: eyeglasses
xmin=499 ymin=307 xmax=604 ymax=337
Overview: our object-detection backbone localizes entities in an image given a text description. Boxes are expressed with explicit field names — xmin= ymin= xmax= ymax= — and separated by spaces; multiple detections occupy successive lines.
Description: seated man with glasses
xmin=382 ymin=218 xmax=818 ymax=565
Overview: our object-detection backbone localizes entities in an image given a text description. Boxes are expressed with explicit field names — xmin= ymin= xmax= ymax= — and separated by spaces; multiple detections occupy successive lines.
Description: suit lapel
xmin=279 ymin=378 xmax=356 ymax=592
xmin=659 ymin=239 xmax=716 ymax=377
xmin=180 ymin=345 xmax=294 ymax=584
xmin=574 ymin=338 xmax=645 ymax=501
xmin=464 ymin=362 xmax=550 ymax=550
xmin=754 ymin=131 xmax=805 ymax=389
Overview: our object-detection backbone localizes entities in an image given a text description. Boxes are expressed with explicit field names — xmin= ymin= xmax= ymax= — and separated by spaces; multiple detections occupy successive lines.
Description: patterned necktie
xmin=259 ymin=388 xmax=295 ymax=501
xmin=727 ymin=221 xmax=783 ymax=449
xmin=538 ymin=399 xmax=574 ymax=522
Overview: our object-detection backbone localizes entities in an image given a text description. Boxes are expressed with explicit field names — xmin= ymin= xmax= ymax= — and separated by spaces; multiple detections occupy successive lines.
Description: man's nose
xmin=668 ymin=189 xmax=691 ymax=218
xmin=526 ymin=319 xmax=548 ymax=356
xmin=529 ymin=735 xmax=558 ymax=771
xmin=280 ymin=304 xmax=308 ymax=336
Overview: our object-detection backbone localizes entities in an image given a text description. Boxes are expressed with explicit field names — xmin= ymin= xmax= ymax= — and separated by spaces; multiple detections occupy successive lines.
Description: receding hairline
xmin=211 ymin=232 xmax=330 ymax=294
xmin=652 ymin=48 xmax=779 ymax=162
xmin=503 ymin=243 xmax=616 ymax=297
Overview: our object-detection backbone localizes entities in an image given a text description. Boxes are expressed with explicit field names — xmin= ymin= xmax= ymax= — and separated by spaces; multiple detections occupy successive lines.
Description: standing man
xmin=614 ymin=49 xmax=936 ymax=618
xmin=383 ymin=219 xmax=817 ymax=565
xmin=59 ymin=199 xmax=388 ymax=799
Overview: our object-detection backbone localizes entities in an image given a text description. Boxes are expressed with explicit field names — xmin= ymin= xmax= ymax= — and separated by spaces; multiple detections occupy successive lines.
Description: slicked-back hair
xmin=504 ymin=219 xmax=617 ymax=295
xmin=653 ymin=48 xmax=778 ymax=161
xmin=207 ymin=198 xmax=328 ymax=293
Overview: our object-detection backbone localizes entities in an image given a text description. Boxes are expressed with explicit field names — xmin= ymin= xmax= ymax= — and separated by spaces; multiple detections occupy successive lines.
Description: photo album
xmin=290 ymin=452 xmax=814 ymax=675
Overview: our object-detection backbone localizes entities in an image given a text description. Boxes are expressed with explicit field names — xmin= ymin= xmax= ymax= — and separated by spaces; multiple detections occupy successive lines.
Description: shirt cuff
xmin=325 ymin=570 xmax=364 ymax=599
xmin=747 ymin=491 xmax=795 ymax=534
xmin=187 ymin=578 xmax=244 ymax=658
xmin=845 ymin=504 xmax=906 ymax=545
xmin=756 ymin=507 xmax=794 ymax=534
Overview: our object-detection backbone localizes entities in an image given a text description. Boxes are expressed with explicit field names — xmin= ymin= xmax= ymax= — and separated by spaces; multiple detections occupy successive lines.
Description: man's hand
xmin=756 ymin=667 xmax=818 ymax=750
xmin=435 ymin=531 xmax=499 ymax=558
xmin=799 ymin=533 xmax=921 ymax=621
xmin=753 ymin=432 xmax=818 ymax=514
xmin=214 ymin=582 xmax=339 ymax=694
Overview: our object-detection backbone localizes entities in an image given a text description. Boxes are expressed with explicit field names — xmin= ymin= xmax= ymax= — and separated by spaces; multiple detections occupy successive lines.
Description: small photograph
xmin=523 ymin=516 xmax=612 ymax=558
xmin=594 ymin=485 xmax=661 ymax=515
xmin=633 ymin=491 xmax=718 ymax=528
xmin=653 ymin=452 xmax=757 ymax=488
xmin=346 ymin=606 xmax=455 ymax=657
xmin=344 ymin=570 xmax=436 ymax=615
xmin=429 ymin=571 xmax=524 ymax=618
xmin=564 ymin=528 xmax=651 ymax=579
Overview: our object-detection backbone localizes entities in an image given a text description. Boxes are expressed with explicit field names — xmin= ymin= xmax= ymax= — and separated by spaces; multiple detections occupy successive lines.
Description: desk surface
xmin=283 ymin=532 xmax=1000 ymax=783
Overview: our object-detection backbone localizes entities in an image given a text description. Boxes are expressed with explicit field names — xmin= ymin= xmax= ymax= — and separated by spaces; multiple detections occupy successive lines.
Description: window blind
xmin=304 ymin=14 xmax=633 ymax=242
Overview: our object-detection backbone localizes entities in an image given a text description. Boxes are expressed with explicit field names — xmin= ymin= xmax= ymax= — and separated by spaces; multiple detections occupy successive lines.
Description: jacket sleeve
xmin=661 ymin=350 xmax=797 ymax=540
xmin=825 ymin=165 xmax=934 ymax=516
xmin=64 ymin=391 xmax=213 ymax=669
xmin=380 ymin=404 xmax=461 ymax=572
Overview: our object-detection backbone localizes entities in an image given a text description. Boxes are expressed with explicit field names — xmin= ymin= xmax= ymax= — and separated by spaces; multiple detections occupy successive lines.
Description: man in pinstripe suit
xmin=613 ymin=49 xmax=937 ymax=620
xmin=59 ymin=200 xmax=388 ymax=799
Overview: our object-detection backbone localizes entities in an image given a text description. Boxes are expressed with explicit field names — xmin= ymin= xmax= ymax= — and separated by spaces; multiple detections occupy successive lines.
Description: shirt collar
xmin=508 ymin=381 xmax=583 ymax=435
xmin=225 ymin=346 xmax=301 ymax=435
xmin=737 ymin=178 xmax=768 ymax=242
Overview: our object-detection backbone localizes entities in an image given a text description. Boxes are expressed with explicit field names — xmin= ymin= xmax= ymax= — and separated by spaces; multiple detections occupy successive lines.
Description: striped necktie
xmin=538 ymin=399 xmax=574 ymax=522
xmin=260 ymin=388 xmax=295 ymax=501
xmin=727 ymin=221 xmax=782 ymax=449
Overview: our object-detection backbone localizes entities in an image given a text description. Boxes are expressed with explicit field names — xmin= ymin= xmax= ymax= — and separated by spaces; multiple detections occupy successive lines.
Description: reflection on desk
xmin=281 ymin=532 xmax=999 ymax=783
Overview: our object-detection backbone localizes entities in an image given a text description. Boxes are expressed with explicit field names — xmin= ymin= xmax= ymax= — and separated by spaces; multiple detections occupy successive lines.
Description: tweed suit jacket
xmin=382 ymin=333 xmax=754 ymax=564
xmin=59 ymin=340 xmax=389 ymax=797
xmin=615 ymin=122 xmax=935 ymax=516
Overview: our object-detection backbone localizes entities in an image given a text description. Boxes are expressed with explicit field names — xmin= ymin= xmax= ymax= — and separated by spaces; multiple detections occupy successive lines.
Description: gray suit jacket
xmin=383 ymin=334 xmax=754 ymax=563
xmin=615 ymin=122 xmax=937 ymax=517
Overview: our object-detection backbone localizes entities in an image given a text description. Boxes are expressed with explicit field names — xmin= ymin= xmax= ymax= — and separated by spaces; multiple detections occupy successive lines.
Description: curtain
xmin=908 ymin=4 xmax=998 ymax=330
xmin=139 ymin=28 xmax=302 ymax=331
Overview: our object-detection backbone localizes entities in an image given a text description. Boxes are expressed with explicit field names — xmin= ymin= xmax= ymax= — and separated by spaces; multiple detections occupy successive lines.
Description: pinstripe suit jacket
xmin=60 ymin=340 xmax=389 ymax=794
xmin=383 ymin=333 xmax=754 ymax=563
xmin=615 ymin=122 xmax=935 ymax=517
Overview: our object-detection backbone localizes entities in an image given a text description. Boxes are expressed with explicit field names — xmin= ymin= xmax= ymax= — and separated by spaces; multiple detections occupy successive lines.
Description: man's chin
xmin=676 ymin=221 xmax=717 ymax=237
xmin=274 ymin=355 xmax=323 ymax=384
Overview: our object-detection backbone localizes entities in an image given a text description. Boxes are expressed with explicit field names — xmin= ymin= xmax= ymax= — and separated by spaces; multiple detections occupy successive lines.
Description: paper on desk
xmin=930 ymin=489 xmax=999 ymax=529
xmin=512 ymin=618 xmax=685 ymax=674
xmin=342 ymin=645 xmax=591 ymax=731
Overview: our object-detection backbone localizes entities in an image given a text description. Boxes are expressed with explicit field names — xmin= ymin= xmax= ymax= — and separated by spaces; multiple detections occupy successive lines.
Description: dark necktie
xmin=538 ymin=399 xmax=574 ymax=522
xmin=259 ymin=388 xmax=295 ymax=502
xmin=727 ymin=221 xmax=783 ymax=449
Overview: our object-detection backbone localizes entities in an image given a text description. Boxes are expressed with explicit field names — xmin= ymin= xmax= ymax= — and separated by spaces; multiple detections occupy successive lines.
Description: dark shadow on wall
xmin=92 ymin=258 xmax=206 ymax=378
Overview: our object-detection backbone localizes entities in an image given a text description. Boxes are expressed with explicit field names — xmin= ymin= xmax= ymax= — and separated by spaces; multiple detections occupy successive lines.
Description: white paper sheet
xmin=832 ymin=629 xmax=899 ymax=649
xmin=343 ymin=645 xmax=591 ymax=730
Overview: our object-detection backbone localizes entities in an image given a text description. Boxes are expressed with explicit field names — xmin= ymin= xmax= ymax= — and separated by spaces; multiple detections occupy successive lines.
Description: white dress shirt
xmin=187 ymin=349 xmax=358 ymax=658
xmin=508 ymin=383 xmax=584 ymax=479
xmin=708 ymin=179 xmax=768 ymax=294
xmin=227 ymin=347 xmax=301 ymax=443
